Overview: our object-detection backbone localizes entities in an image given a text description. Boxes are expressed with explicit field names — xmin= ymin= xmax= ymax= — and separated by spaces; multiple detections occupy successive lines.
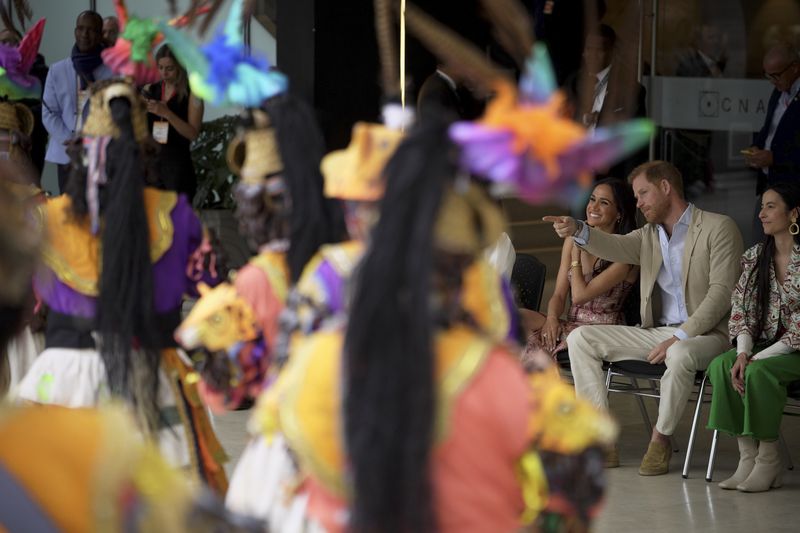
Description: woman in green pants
xmin=708 ymin=181 xmax=800 ymax=493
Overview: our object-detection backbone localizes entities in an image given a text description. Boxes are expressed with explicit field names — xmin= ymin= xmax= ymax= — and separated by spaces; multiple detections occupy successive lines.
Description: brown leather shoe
xmin=638 ymin=440 xmax=672 ymax=476
xmin=604 ymin=445 xmax=620 ymax=468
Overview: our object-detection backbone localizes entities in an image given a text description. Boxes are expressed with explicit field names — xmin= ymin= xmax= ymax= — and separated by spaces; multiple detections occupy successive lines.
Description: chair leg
xmin=705 ymin=429 xmax=719 ymax=482
xmin=682 ymin=374 xmax=707 ymax=479
xmin=605 ymin=367 xmax=613 ymax=390
xmin=631 ymin=377 xmax=654 ymax=438
xmin=779 ymin=431 xmax=794 ymax=470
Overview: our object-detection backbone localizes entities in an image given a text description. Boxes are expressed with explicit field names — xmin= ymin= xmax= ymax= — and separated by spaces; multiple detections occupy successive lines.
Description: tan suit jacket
xmin=580 ymin=207 xmax=743 ymax=339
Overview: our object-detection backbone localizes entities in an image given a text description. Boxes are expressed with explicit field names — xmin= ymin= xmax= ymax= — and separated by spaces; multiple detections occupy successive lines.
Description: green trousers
xmin=707 ymin=347 xmax=800 ymax=440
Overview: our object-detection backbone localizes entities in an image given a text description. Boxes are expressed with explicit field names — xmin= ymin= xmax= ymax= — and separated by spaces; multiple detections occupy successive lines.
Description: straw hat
xmin=0 ymin=102 xmax=33 ymax=137
xmin=82 ymin=81 xmax=149 ymax=142
xmin=434 ymin=182 xmax=507 ymax=255
xmin=321 ymin=122 xmax=404 ymax=201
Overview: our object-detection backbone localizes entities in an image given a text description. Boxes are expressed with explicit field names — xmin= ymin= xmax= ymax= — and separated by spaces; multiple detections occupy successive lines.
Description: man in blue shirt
xmin=42 ymin=10 xmax=112 ymax=193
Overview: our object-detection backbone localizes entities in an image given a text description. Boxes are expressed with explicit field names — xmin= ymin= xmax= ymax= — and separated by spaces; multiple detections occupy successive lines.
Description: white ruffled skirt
xmin=4 ymin=327 xmax=44 ymax=397
xmin=227 ymin=434 xmax=325 ymax=532
xmin=15 ymin=346 xmax=192 ymax=469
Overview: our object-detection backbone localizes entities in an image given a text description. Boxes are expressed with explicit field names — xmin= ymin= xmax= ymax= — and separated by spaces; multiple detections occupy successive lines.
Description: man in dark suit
xmin=573 ymin=24 xmax=647 ymax=181
xmin=745 ymin=44 xmax=800 ymax=243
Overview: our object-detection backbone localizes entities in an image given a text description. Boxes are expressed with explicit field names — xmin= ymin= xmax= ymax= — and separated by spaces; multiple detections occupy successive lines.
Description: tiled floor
xmin=596 ymin=392 xmax=800 ymax=533
xmin=213 ymin=387 xmax=800 ymax=532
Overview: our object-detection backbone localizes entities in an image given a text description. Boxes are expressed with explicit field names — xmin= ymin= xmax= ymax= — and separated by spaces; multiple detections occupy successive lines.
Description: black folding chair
xmin=603 ymin=360 xmax=708 ymax=470
xmin=511 ymin=253 xmax=547 ymax=312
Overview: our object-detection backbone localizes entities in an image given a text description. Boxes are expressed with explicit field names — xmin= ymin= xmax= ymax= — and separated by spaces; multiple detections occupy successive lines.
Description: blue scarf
xmin=71 ymin=44 xmax=104 ymax=90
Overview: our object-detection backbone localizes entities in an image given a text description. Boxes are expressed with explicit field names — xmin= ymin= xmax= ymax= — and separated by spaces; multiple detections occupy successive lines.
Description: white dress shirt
xmin=656 ymin=204 xmax=693 ymax=339
xmin=573 ymin=205 xmax=695 ymax=339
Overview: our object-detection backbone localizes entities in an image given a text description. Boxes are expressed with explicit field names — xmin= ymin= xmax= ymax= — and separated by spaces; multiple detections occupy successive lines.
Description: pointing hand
xmin=543 ymin=215 xmax=578 ymax=239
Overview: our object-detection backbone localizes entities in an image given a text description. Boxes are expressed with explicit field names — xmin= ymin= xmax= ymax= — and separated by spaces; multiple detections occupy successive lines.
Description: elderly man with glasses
xmin=744 ymin=44 xmax=800 ymax=243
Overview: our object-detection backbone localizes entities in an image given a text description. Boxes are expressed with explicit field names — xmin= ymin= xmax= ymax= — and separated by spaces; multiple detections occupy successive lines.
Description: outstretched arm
xmin=543 ymin=215 xmax=644 ymax=265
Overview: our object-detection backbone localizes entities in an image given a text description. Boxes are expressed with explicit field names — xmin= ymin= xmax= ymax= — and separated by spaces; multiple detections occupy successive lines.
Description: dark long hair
xmin=344 ymin=117 xmax=455 ymax=533
xmin=752 ymin=182 xmax=800 ymax=335
xmin=264 ymin=94 xmax=345 ymax=281
xmin=68 ymin=96 xmax=162 ymax=434
xmin=594 ymin=177 xmax=637 ymax=235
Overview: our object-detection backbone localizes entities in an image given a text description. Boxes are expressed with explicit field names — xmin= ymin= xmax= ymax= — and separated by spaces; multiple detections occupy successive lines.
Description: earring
xmin=791 ymin=218 xmax=799 ymax=235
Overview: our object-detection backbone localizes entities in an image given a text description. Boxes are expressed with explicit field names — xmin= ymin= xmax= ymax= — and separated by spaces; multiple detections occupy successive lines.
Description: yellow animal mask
xmin=175 ymin=282 xmax=259 ymax=352
xmin=527 ymin=367 xmax=618 ymax=454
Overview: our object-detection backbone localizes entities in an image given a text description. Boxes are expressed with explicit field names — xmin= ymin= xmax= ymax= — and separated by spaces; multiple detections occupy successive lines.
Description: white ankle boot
xmin=718 ymin=436 xmax=757 ymax=490
xmin=737 ymin=440 xmax=783 ymax=492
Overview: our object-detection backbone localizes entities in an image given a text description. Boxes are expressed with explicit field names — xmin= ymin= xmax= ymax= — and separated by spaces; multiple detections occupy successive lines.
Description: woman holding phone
xmin=143 ymin=45 xmax=204 ymax=201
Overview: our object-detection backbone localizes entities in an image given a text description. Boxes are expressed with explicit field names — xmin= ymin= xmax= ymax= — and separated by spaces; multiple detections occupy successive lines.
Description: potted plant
xmin=191 ymin=115 xmax=251 ymax=271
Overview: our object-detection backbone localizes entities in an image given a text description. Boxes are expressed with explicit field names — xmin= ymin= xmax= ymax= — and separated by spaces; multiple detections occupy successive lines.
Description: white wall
xmin=27 ymin=0 xmax=276 ymax=193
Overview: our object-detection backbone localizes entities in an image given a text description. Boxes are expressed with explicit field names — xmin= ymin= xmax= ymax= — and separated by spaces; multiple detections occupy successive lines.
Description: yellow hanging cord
xmin=400 ymin=0 xmax=407 ymax=111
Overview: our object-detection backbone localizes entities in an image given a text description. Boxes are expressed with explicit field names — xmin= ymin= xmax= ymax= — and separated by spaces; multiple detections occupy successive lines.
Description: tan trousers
xmin=566 ymin=325 xmax=730 ymax=435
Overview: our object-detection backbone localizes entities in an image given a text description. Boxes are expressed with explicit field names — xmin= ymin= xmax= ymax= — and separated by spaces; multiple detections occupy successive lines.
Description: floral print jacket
xmin=729 ymin=243 xmax=800 ymax=350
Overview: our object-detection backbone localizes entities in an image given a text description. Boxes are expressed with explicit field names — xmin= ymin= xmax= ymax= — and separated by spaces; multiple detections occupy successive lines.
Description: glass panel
xmin=646 ymin=0 xmax=800 ymax=242
xmin=645 ymin=0 xmax=800 ymax=195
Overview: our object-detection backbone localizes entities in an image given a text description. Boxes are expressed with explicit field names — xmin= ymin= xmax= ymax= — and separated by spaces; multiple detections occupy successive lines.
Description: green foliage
xmin=191 ymin=115 xmax=238 ymax=209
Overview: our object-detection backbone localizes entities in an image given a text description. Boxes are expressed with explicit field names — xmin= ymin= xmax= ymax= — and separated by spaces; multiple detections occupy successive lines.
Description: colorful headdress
xmin=0 ymin=18 xmax=45 ymax=100
xmin=158 ymin=0 xmax=287 ymax=107
xmin=405 ymin=3 xmax=653 ymax=204
xmin=102 ymin=0 xmax=213 ymax=86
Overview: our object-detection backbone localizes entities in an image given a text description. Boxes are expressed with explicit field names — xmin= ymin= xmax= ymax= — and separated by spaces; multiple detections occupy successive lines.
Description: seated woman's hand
xmin=730 ymin=352 xmax=750 ymax=396
xmin=541 ymin=316 xmax=562 ymax=353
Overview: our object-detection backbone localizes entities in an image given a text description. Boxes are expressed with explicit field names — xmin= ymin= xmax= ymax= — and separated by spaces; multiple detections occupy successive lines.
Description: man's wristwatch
xmin=573 ymin=219 xmax=586 ymax=236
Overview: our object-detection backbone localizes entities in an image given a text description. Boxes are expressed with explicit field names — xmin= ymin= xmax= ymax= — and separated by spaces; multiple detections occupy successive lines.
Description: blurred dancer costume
xmin=0 ymin=19 xmax=49 ymax=395
xmin=166 ymin=0 xmax=342 ymax=411
xmin=226 ymin=113 xmax=617 ymax=533
xmin=0 ymin=18 xmax=46 ymax=168
xmin=0 ymin=163 xmax=41 ymax=391
xmin=284 ymin=117 xmax=517 ymax=350
xmin=223 ymin=118 xmax=404 ymax=520
xmin=0 ymin=138 xmax=260 ymax=531
xmin=0 ymin=405 xmax=197 ymax=532
xmin=0 ymin=404 xmax=263 ymax=532
xmin=16 ymin=80 xmax=228 ymax=494
xmin=175 ymin=94 xmax=343 ymax=411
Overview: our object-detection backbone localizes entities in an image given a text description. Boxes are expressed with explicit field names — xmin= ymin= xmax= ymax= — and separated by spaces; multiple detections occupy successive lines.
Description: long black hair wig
xmin=234 ymin=94 xmax=345 ymax=282
xmin=66 ymin=93 xmax=162 ymax=434
xmin=752 ymin=181 xmax=800 ymax=335
xmin=343 ymin=115 xmax=456 ymax=533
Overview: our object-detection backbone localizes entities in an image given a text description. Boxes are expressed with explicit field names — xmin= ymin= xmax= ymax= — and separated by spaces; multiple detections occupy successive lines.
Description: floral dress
xmin=521 ymin=260 xmax=634 ymax=367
